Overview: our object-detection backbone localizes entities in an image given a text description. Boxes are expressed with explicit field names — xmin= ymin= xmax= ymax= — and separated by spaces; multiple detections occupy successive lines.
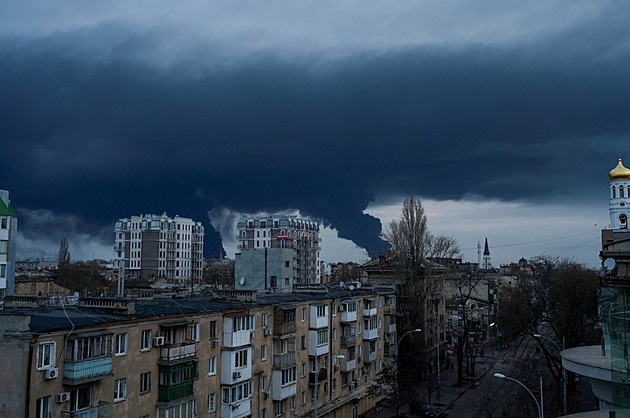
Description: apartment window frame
xmin=36 ymin=341 xmax=56 ymax=370
xmin=114 ymin=378 xmax=127 ymax=402
xmin=208 ymin=393 xmax=217 ymax=413
xmin=208 ymin=356 xmax=217 ymax=376
xmin=115 ymin=333 xmax=128 ymax=356
xmin=140 ymin=372 xmax=151 ymax=395
xmin=141 ymin=329 xmax=152 ymax=351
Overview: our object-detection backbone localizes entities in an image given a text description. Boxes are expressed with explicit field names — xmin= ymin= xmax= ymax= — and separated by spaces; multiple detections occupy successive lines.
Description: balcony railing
xmin=158 ymin=381 xmax=194 ymax=402
xmin=62 ymin=402 xmax=111 ymax=418
xmin=273 ymin=322 xmax=296 ymax=335
xmin=340 ymin=335 xmax=356 ymax=347
xmin=160 ymin=342 xmax=197 ymax=363
xmin=63 ymin=357 xmax=113 ymax=385
xmin=272 ymin=352 xmax=296 ymax=369
xmin=309 ymin=368 xmax=328 ymax=384
xmin=364 ymin=350 xmax=377 ymax=364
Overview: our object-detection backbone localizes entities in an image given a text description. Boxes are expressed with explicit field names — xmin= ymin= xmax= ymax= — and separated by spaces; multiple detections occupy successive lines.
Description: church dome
xmin=609 ymin=159 xmax=630 ymax=181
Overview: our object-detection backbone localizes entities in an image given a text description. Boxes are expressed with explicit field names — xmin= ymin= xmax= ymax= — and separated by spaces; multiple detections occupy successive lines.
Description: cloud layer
xmin=1 ymin=1 xmax=628 ymax=262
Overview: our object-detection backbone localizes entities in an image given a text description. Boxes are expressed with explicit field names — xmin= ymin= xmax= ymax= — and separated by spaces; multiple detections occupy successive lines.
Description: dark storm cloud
xmin=2 ymin=3 xmax=630 ymax=256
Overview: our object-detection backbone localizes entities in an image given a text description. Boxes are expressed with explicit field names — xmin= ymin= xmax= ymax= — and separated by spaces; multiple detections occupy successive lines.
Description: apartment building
xmin=0 ymin=288 xmax=394 ymax=418
xmin=0 ymin=189 xmax=18 ymax=298
xmin=114 ymin=213 xmax=204 ymax=284
xmin=235 ymin=215 xmax=321 ymax=292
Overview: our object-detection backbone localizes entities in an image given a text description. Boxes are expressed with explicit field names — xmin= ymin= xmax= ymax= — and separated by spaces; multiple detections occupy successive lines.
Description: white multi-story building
xmin=114 ymin=213 xmax=204 ymax=284
xmin=0 ymin=190 xmax=17 ymax=297
xmin=235 ymin=215 xmax=321 ymax=292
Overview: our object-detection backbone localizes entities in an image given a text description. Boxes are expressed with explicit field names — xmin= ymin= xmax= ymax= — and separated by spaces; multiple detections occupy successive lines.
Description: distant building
xmin=479 ymin=238 xmax=491 ymax=270
xmin=114 ymin=213 xmax=204 ymax=285
xmin=235 ymin=215 xmax=321 ymax=292
xmin=0 ymin=189 xmax=18 ymax=297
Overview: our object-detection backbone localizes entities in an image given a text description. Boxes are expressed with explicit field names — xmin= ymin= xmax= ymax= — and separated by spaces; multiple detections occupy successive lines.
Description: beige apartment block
xmin=0 ymin=288 xmax=394 ymax=418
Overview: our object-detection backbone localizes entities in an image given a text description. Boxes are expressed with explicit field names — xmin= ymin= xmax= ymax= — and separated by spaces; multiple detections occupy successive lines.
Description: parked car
xmin=409 ymin=401 xmax=436 ymax=417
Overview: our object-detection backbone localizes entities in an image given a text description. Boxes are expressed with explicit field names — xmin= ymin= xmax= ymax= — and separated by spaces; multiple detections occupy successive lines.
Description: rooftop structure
xmin=0 ymin=189 xmax=18 ymax=298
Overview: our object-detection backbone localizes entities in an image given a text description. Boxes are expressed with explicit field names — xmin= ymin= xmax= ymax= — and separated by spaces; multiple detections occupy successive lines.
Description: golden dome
xmin=609 ymin=159 xmax=630 ymax=181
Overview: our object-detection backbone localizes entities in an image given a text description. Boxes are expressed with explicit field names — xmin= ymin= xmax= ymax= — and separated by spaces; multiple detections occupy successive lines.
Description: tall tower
xmin=482 ymin=238 xmax=491 ymax=270
xmin=608 ymin=158 xmax=630 ymax=229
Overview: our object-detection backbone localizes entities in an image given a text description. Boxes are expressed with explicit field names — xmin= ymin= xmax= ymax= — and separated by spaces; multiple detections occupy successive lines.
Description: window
xmin=141 ymin=329 xmax=152 ymax=351
xmin=317 ymin=329 xmax=328 ymax=346
xmin=262 ymin=409 xmax=267 ymax=418
xmin=301 ymin=308 xmax=306 ymax=322
xmin=222 ymin=381 xmax=252 ymax=404
xmin=191 ymin=323 xmax=200 ymax=342
xmin=261 ymin=375 xmax=268 ymax=392
xmin=115 ymin=333 xmax=128 ymax=356
xmin=332 ymin=329 xmax=337 ymax=341
xmin=262 ymin=313 xmax=269 ymax=328
xmin=37 ymin=341 xmax=55 ymax=370
xmin=274 ymin=400 xmax=285 ymax=417
xmin=332 ymin=378 xmax=337 ymax=392
xmin=282 ymin=367 xmax=296 ymax=386
xmin=208 ymin=393 xmax=217 ymax=412
xmin=301 ymin=391 xmax=307 ymax=405
xmin=235 ymin=349 xmax=248 ymax=368
xmin=114 ymin=378 xmax=127 ymax=401
xmin=0 ymin=217 xmax=7 ymax=229
xmin=261 ymin=345 xmax=267 ymax=361
xmin=316 ymin=305 xmax=326 ymax=317
xmin=613 ymin=186 xmax=617 ymax=198
xmin=233 ymin=316 xmax=254 ymax=332
xmin=291 ymin=396 xmax=296 ymax=411
xmin=157 ymin=398 xmax=197 ymax=418
xmin=301 ymin=363 xmax=307 ymax=378
xmin=301 ymin=335 xmax=307 ymax=350
xmin=209 ymin=320 xmax=218 ymax=339
xmin=208 ymin=357 xmax=217 ymax=375
xmin=0 ymin=240 xmax=7 ymax=254
xmin=140 ymin=372 xmax=151 ymax=394
xmin=36 ymin=396 xmax=51 ymax=418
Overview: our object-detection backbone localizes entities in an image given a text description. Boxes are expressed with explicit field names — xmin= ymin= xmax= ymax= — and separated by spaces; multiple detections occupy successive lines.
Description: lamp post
xmin=534 ymin=334 xmax=567 ymax=415
xmin=494 ymin=373 xmax=544 ymax=418
xmin=314 ymin=354 xmax=344 ymax=418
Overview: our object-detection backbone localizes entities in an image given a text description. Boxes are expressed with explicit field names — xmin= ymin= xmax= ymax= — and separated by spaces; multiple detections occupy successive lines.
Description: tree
xmin=496 ymin=255 xmax=600 ymax=415
xmin=58 ymin=237 xmax=70 ymax=266
xmin=382 ymin=197 xmax=460 ymax=399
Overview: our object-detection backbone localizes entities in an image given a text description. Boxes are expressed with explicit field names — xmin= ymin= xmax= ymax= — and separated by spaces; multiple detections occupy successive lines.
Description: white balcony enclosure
xmin=309 ymin=304 xmax=328 ymax=329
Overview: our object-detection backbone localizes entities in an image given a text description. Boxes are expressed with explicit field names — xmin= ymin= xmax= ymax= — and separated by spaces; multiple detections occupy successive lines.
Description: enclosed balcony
xmin=340 ymin=357 xmax=356 ymax=372
xmin=63 ymin=332 xmax=113 ymax=385
xmin=160 ymin=342 xmax=197 ymax=363
xmin=61 ymin=402 xmax=111 ymax=418
xmin=363 ymin=298 xmax=377 ymax=317
xmin=340 ymin=300 xmax=357 ymax=323
xmin=273 ymin=306 xmax=297 ymax=336
xmin=157 ymin=360 xmax=198 ymax=402
xmin=340 ymin=334 xmax=356 ymax=347
xmin=309 ymin=367 xmax=328 ymax=385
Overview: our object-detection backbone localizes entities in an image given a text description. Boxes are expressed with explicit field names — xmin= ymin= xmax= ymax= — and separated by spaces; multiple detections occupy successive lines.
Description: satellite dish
xmin=239 ymin=277 xmax=246 ymax=285
xmin=604 ymin=258 xmax=617 ymax=272
xmin=349 ymin=285 xmax=355 ymax=291
xmin=339 ymin=281 xmax=346 ymax=289
xmin=356 ymin=282 xmax=362 ymax=289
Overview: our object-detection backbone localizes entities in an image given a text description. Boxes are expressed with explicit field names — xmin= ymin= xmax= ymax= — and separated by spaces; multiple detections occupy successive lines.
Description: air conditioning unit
xmin=211 ymin=339 xmax=220 ymax=348
xmin=45 ymin=367 xmax=59 ymax=380
xmin=154 ymin=336 xmax=165 ymax=346
xmin=56 ymin=392 xmax=70 ymax=403
xmin=265 ymin=329 xmax=273 ymax=336
xmin=233 ymin=371 xmax=242 ymax=379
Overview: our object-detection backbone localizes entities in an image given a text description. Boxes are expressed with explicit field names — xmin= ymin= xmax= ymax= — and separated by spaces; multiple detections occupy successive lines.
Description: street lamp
xmin=534 ymin=334 xmax=567 ymax=415
xmin=397 ymin=328 xmax=422 ymax=347
xmin=494 ymin=373 xmax=544 ymax=418
xmin=314 ymin=354 xmax=344 ymax=418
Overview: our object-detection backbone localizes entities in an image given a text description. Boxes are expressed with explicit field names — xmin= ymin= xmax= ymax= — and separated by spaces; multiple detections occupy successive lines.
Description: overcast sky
xmin=2 ymin=1 xmax=628 ymax=269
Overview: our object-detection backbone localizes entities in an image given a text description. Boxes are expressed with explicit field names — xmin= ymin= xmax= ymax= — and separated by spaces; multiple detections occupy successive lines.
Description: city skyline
xmin=2 ymin=1 xmax=627 ymax=269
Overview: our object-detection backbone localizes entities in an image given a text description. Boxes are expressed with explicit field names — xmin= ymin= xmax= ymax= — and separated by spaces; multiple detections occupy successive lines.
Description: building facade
xmin=0 ymin=189 xmax=18 ymax=298
xmin=235 ymin=215 xmax=321 ymax=292
xmin=562 ymin=158 xmax=630 ymax=412
xmin=114 ymin=213 xmax=204 ymax=284
xmin=0 ymin=289 xmax=392 ymax=418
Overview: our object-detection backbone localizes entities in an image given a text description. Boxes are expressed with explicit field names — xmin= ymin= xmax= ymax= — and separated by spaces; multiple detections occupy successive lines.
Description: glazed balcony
xmin=63 ymin=356 xmax=113 ymax=385
xmin=273 ymin=322 xmax=296 ymax=336
xmin=340 ymin=358 xmax=356 ymax=372
xmin=340 ymin=335 xmax=356 ymax=347
xmin=309 ymin=368 xmax=328 ymax=385
xmin=220 ymin=397 xmax=251 ymax=418
xmin=158 ymin=381 xmax=194 ymax=402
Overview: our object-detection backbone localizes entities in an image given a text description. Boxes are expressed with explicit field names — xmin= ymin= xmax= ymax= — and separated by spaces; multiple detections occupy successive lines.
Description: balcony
xmin=160 ymin=342 xmax=197 ymax=363
xmin=220 ymin=398 xmax=251 ymax=418
xmin=340 ymin=358 xmax=356 ymax=372
xmin=158 ymin=381 xmax=194 ymax=402
xmin=363 ymin=328 xmax=378 ymax=340
xmin=63 ymin=357 xmax=113 ymax=385
xmin=340 ymin=309 xmax=357 ymax=323
xmin=340 ymin=335 xmax=356 ymax=347
xmin=363 ymin=307 xmax=377 ymax=317
xmin=309 ymin=368 xmax=328 ymax=385
xmin=62 ymin=402 xmax=111 ymax=418
xmin=272 ymin=352 xmax=296 ymax=369
xmin=364 ymin=350 xmax=377 ymax=364
xmin=272 ymin=370 xmax=297 ymax=400
xmin=273 ymin=322 xmax=296 ymax=336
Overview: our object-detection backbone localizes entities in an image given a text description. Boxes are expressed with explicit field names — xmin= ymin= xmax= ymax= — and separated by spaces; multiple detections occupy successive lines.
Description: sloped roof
xmin=0 ymin=197 xmax=17 ymax=217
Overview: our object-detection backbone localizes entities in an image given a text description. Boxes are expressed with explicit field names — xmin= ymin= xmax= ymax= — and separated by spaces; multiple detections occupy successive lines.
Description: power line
xmin=461 ymin=228 xmax=599 ymax=251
